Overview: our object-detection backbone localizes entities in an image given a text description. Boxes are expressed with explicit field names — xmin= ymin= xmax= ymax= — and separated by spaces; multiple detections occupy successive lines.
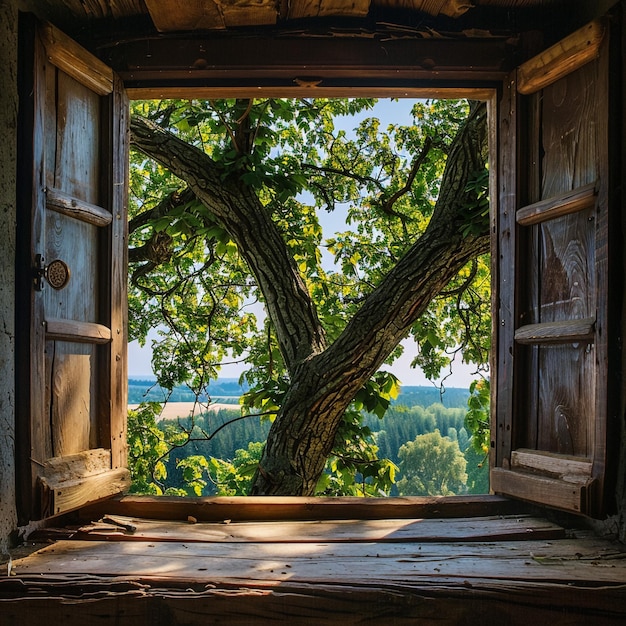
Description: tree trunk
xmin=131 ymin=102 xmax=490 ymax=496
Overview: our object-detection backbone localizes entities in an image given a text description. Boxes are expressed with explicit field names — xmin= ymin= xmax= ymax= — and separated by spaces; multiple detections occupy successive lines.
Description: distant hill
xmin=128 ymin=378 xmax=471 ymax=410
xmin=128 ymin=377 xmax=247 ymax=404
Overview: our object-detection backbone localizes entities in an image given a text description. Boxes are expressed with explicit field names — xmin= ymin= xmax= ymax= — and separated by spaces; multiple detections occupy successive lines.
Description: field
xmin=128 ymin=401 xmax=239 ymax=421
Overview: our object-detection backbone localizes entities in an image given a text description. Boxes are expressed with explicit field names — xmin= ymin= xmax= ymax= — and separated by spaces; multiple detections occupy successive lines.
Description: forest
xmin=127 ymin=378 xmax=489 ymax=498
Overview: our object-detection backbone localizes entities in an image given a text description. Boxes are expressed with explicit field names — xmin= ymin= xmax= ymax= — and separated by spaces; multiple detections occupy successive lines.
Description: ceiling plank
xmin=289 ymin=0 xmax=371 ymax=20
xmin=144 ymin=0 xmax=225 ymax=31
xmin=373 ymin=0 xmax=473 ymax=18
xmin=218 ymin=0 xmax=278 ymax=27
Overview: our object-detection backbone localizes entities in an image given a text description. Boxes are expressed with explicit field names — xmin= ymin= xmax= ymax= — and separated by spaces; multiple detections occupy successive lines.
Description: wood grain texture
xmin=10 ymin=533 xmax=626 ymax=584
xmin=44 ymin=214 xmax=99 ymax=323
xmin=514 ymin=318 xmax=595 ymax=344
xmin=39 ymin=448 xmax=112 ymax=481
xmin=54 ymin=71 xmax=101 ymax=204
xmin=534 ymin=54 xmax=605 ymax=459
xmin=538 ymin=343 xmax=595 ymax=455
xmin=101 ymin=36 xmax=510 ymax=93
xmin=289 ymin=0 xmax=370 ymax=19
xmin=490 ymin=468 xmax=593 ymax=513
xmin=19 ymin=20 xmax=130 ymax=520
xmin=38 ymin=468 xmax=131 ymax=518
xmin=46 ymin=187 xmax=112 ymax=227
xmin=46 ymin=318 xmax=112 ymax=343
xmin=219 ymin=0 xmax=278 ymax=27
xmin=516 ymin=182 xmax=597 ymax=226
xmin=79 ymin=494 xmax=525 ymax=523
xmin=71 ymin=515 xmax=565 ymax=543
xmin=144 ymin=0 xmax=225 ymax=31
xmin=48 ymin=343 xmax=94 ymax=456
xmin=494 ymin=71 xmax=518 ymax=468
xmin=504 ymin=32 xmax=611 ymax=511
xmin=5 ymin=515 xmax=626 ymax=623
xmin=374 ymin=0 xmax=472 ymax=18
xmin=1 ymin=580 xmax=625 ymax=626
xmin=517 ymin=20 xmax=605 ymax=95
xmin=35 ymin=449 xmax=123 ymax=519
xmin=39 ymin=21 xmax=113 ymax=95
xmin=102 ymin=73 xmax=129 ymax=471
xmin=511 ymin=448 xmax=592 ymax=481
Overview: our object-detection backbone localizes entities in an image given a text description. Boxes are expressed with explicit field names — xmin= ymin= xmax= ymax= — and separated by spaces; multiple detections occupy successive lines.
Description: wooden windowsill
xmin=3 ymin=511 xmax=626 ymax=623
xmin=77 ymin=493 xmax=527 ymax=523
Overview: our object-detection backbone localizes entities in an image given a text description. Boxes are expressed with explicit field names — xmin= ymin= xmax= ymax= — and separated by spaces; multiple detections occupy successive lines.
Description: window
xmin=16 ymin=16 xmax=615 ymax=523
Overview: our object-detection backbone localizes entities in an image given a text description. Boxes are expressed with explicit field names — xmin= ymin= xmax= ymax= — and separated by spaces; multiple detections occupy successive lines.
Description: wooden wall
xmin=0 ymin=0 xmax=18 ymax=554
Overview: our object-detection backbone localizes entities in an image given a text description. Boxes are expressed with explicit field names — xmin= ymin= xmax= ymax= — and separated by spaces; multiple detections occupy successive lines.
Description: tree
xmin=396 ymin=430 xmax=468 ymax=496
xmin=128 ymin=98 xmax=490 ymax=496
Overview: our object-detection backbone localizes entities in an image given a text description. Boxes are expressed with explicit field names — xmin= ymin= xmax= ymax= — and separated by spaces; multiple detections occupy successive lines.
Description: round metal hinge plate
xmin=35 ymin=255 xmax=71 ymax=291
xmin=46 ymin=259 xmax=70 ymax=290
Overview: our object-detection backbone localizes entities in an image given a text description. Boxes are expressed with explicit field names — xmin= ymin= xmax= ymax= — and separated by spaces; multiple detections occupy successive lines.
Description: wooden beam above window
xmin=97 ymin=35 xmax=513 ymax=97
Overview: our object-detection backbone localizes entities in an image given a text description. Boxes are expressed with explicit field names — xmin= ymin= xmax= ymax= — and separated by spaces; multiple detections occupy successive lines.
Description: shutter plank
xmin=516 ymin=182 xmax=597 ymax=226
xmin=103 ymin=73 xmax=129 ymax=471
xmin=517 ymin=20 xmax=605 ymax=95
xmin=514 ymin=318 xmax=595 ymax=345
xmin=46 ymin=318 xmax=112 ymax=344
xmin=38 ymin=468 xmax=130 ymax=518
xmin=46 ymin=187 xmax=112 ymax=227
xmin=511 ymin=449 xmax=592 ymax=482
xmin=39 ymin=22 xmax=113 ymax=96
xmin=491 ymin=468 xmax=593 ymax=514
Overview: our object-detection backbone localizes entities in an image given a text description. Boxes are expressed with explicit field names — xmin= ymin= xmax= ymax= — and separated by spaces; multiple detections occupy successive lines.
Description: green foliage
xmin=464 ymin=444 xmax=490 ymax=494
xmin=176 ymin=455 xmax=211 ymax=496
xmin=129 ymin=97 xmax=490 ymax=395
xmin=465 ymin=378 xmax=491 ymax=454
xmin=397 ymin=430 xmax=468 ymax=496
xmin=315 ymin=371 xmax=400 ymax=496
xmin=208 ymin=442 xmax=265 ymax=495
xmin=460 ymin=167 xmax=490 ymax=238
xmin=127 ymin=402 xmax=187 ymax=495
xmin=127 ymin=97 xmax=492 ymax=495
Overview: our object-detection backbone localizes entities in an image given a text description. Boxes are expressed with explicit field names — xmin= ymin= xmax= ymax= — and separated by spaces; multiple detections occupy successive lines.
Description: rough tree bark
xmin=130 ymin=101 xmax=489 ymax=495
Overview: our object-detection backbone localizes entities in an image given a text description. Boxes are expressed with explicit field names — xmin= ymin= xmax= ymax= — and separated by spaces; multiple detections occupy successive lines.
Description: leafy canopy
xmin=127 ymin=98 xmax=490 ymax=495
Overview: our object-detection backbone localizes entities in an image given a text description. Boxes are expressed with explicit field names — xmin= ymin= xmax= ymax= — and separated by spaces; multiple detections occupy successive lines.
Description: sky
xmin=128 ymin=98 xmax=485 ymax=389
xmin=128 ymin=332 xmax=482 ymax=387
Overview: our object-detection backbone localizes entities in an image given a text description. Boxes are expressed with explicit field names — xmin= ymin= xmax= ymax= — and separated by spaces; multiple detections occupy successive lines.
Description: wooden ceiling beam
xmin=98 ymin=34 xmax=514 ymax=95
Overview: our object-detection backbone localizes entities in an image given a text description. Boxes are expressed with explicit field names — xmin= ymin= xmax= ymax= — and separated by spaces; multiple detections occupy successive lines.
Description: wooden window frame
xmin=19 ymin=15 xmax=617 ymax=525
xmin=111 ymin=85 xmax=502 ymax=523
xmin=95 ymin=19 xmax=614 ymax=523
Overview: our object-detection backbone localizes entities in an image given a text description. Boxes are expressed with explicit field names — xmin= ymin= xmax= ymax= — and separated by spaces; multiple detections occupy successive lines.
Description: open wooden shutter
xmin=16 ymin=17 xmax=129 ymax=521
xmin=492 ymin=20 xmax=615 ymax=516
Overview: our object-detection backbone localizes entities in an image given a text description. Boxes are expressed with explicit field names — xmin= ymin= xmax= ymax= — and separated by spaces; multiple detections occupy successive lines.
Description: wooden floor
xmin=2 ymin=514 xmax=626 ymax=625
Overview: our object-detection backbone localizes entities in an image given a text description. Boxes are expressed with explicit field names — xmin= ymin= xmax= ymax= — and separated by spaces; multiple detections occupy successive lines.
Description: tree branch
xmin=380 ymin=136 xmax=433 ymax=216
xmin=130 ymin=114 xmax=327 ymax=372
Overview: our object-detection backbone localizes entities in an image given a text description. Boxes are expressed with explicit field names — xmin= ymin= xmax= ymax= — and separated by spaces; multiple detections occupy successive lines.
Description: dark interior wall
xmin=616 ymin=1 xmax=626 ymax=543
xmin=0 ymin=0 xmax=18 ymax=554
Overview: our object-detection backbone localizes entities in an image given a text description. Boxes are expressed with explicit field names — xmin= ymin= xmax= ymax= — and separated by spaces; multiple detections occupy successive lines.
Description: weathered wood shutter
xmin=16 ymin=17 xmax=129 ymax=521
xmin=492 ymin=20 xmax=615 ymax=516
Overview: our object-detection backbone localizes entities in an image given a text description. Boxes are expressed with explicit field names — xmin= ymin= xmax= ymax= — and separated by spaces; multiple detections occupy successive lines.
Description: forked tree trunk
xmin=131 ymin=101 xmax=489 ymax=496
